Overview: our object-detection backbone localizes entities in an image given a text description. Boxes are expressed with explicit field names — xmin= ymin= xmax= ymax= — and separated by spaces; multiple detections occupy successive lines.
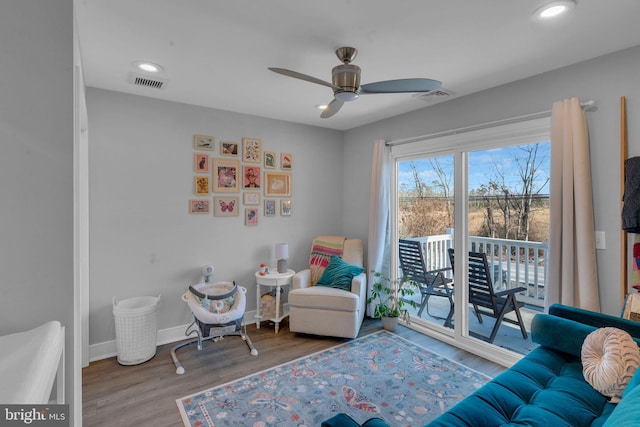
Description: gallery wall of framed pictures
xmin=189 ymin=134 xmax=292 ymax=226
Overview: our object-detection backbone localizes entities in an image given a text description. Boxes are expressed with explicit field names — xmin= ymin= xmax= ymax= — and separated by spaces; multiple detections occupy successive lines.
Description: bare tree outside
xmin=399 ymin=158 xmax=453 ymax=238
xmin=429 ymin=158 xmax=453 ymax=226
xmin=399 ymin=143 xmax=549 ymax=243
xmin=477 ymin=143 xmax=549 ymax=241
xmin=513 ymin=144 xmax=549 ymax=241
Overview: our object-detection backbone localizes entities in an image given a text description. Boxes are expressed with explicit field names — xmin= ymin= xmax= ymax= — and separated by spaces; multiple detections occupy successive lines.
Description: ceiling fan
xmin=269 ymin=46 xmax=441 ymax=118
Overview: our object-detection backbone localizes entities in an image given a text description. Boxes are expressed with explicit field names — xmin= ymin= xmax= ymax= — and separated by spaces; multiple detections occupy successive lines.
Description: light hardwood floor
xmin=82 ymin=318 xmax=506 ymax=426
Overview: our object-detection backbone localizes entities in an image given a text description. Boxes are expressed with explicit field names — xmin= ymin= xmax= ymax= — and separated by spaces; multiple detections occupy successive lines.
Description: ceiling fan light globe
xmin=335 ymin=91 xmax=359 ymax=102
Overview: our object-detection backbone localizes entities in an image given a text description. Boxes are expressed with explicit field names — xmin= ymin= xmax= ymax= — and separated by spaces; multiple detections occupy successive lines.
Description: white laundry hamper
xmin=113 ymin=295 xmax=161 ymax=365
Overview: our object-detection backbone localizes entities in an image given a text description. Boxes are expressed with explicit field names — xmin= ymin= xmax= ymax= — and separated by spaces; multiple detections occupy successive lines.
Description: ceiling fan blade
xmin=268 ymin=67 xmax=340 ymax=91
xmin=320 ymin=99 xmax=344 ymax=119
xmin=360 ymin=78 xmax=442 ymax=94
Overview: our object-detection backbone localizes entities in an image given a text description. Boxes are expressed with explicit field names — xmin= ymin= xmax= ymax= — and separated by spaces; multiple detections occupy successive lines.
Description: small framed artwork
xmin=220 ymin=141 xmax=239 ymax=156
xmin=264 ymin=171 xmax=291 ymax=197
xmin=194 ymin=134 xmax=214 ymax=150
xmin=245 ymin=208 xmax=259 ymax=226
xmin=189 ymin=199 xmax=210 ymax=214
xmin=243 ymin=192 xmax=260 ymax=205
xmin=213 ymin=158 xmax=240 ymax=193
xmin=242 ymin=137 xmax=262 ymax=163
xmin=281 ymin=153 xmax=292 ymax=169
xmin=264 ymin=151 xmax=276 ymax=169
xmin=195 ymin=153 xmax=209 ymax=172
xmin=195 ymin=176 xmax=210 ymax=195
xmin=281 ymin=199 xmax=292 ymax=216
xmin=264 ymin=199 xmax=276 ymax=216
xmin=214 ymin=196 xmax=239 ymax=217
xmin=243 ymin=165 xmax=261 ymax=189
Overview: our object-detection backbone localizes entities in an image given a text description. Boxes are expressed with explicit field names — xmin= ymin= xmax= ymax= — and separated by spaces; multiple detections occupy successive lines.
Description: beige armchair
xmin=288 ymin=236 xmax=366 ymax=339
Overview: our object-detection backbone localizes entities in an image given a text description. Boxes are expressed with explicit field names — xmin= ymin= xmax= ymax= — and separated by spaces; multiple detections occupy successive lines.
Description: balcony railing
xmin=405 ymin=232 xmax=547 ymax=307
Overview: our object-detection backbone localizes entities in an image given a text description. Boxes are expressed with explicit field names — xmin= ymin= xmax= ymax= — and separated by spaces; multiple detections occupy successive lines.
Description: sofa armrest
xmin=549 ymin=304 xmax=640 ymax=338
xmin=532 ymin=306 xmax=640 ymax=357
xmin=531 ymin=314 xmax=599 ymax=357
xmin=293 ymin=269 xmax=311 ymax=290
xmin=350 ymin=272 xmax=366 ymax=297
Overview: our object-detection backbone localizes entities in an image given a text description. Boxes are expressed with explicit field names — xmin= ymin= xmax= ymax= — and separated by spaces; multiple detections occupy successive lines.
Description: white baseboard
xmin=89 ymin=310 xmax=258 ymax=362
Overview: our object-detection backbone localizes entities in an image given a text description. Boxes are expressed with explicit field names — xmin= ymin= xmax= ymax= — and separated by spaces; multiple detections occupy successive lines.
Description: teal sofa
xmin=322 ymin=304 xmax=640 ymax=427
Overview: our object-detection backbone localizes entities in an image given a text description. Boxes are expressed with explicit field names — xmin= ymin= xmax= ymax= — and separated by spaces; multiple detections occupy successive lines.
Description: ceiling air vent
xmin=128 ymin=72 xmax=168 ymax=90
xmin=413 ymin=88 xmax=455 ymax=103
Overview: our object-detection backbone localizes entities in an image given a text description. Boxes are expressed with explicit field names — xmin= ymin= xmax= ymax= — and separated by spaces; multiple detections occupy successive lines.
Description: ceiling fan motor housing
xmin=332 ymin=64 xmax=360 ymax=101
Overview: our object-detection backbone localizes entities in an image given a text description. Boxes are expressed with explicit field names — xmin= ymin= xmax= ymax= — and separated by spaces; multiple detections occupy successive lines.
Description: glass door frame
xmin=389 ymin=118 xmax=550 ymax=367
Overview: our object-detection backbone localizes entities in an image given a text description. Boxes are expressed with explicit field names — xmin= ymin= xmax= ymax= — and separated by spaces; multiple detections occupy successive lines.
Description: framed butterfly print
xmin=214 ymin=196 xmax=239 ymax=217
xmin=213 ymin=158 xmax=240 ymax=193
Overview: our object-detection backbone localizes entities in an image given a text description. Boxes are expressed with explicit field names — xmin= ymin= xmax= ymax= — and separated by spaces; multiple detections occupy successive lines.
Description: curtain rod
xmin=386 ymin=100 xmax=596 ymax=147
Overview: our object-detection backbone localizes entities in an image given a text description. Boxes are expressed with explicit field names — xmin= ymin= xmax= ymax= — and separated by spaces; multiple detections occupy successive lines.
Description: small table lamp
xmin=275 ymin=243 xmax=289 ymax=273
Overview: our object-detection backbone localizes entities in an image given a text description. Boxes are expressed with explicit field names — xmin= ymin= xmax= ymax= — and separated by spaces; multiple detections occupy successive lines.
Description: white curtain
xmin=548 ymin=97 xmax=601 ymax=311
xmin=367 ymin=139 xmax=391 ymax=316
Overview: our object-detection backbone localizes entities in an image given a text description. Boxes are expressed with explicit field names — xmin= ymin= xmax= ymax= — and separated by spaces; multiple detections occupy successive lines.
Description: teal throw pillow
xmin=315 ymin=255 xmax=364 ymax=291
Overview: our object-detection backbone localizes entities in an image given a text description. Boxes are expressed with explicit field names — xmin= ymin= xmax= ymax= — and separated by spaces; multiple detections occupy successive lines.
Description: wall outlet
xmin=595 ymin=231 xmax=606 ymax=250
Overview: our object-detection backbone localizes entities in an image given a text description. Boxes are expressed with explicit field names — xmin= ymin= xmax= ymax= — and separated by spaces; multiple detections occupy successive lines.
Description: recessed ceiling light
xmin=316 ymin=104 xmax=328 ymax=111
xmin=134 ymin=61 xmax=164 ymax=73
xmin=533 ymin=0 xmax=576 ymax=20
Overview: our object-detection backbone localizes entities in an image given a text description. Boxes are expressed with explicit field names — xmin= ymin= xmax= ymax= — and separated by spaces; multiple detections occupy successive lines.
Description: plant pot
xmin=381 ymin=316 xmax=398 ymax=332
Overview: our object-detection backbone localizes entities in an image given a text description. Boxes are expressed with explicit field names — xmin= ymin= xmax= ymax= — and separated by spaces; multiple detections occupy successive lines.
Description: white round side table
xmin=254 ymin=269 xmax=295 ymax=333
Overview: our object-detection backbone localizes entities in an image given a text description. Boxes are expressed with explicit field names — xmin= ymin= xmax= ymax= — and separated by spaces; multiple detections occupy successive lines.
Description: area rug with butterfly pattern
xmin=176 ymin=330 xmax=490 ymax=427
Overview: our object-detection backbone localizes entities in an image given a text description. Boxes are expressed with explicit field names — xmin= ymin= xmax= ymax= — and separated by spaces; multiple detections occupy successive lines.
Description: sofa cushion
xmin=582 ymin=327 xmax=640 ymax=402
xmin=423 ymin=306 xmax=640 ymax=427
xmin=603 ymin=383 xmax=640 ymax=427
xmin=623 ymin=364 xmax=640 ymax=398
xmin=427 ymin=346 xmax=614 ymax=427
xmin=315 ymin=255 xmax=364 ymax=291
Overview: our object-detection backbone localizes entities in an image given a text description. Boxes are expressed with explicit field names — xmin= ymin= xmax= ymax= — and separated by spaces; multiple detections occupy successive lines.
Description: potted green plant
xmin=367 ymin=271 xmax=417 ymax=331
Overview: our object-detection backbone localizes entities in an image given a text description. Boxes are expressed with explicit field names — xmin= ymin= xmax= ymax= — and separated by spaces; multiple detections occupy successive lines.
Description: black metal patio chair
xmin=448 ymin=248 xmax=528 ymax=343
xmin=398 ymin=239 xmax=454 ymax=327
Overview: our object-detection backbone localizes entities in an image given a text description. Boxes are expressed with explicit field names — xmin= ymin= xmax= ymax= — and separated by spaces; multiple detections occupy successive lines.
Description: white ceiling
xmin=76 ymin=0 xmax=640 ymax=131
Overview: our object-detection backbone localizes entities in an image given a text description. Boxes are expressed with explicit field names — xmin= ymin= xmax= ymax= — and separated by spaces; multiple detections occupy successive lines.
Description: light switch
xmin=595 ymin=231 xmax=606 ymax=250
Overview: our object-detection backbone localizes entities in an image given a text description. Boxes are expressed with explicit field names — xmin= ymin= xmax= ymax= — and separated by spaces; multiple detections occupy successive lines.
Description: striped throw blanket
xmin=309 ymin=236 xmax=346 ymax=285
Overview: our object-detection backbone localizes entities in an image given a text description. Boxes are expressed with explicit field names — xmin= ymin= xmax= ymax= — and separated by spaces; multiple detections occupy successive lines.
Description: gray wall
xmin=87 ymin=89 xmax=343 ymax=344
xmin=0 ymin=0 xmax=76 ymax=412
xmin=88 ymin=45 xmax=640 ymax=346
xmin=343 ymin=45 xmax=640 ymax=316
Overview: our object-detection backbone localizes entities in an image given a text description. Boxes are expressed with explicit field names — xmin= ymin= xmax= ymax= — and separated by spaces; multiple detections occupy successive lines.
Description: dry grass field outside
xmin=400 ymin=198 xmax=550 ymax=243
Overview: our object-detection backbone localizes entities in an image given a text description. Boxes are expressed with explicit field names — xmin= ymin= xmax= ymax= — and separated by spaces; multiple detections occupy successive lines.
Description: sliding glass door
xmin=397 ymin=155 xmax=455 ymax=329
xmin=390 ymin=118 xmax=550 ymax=363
